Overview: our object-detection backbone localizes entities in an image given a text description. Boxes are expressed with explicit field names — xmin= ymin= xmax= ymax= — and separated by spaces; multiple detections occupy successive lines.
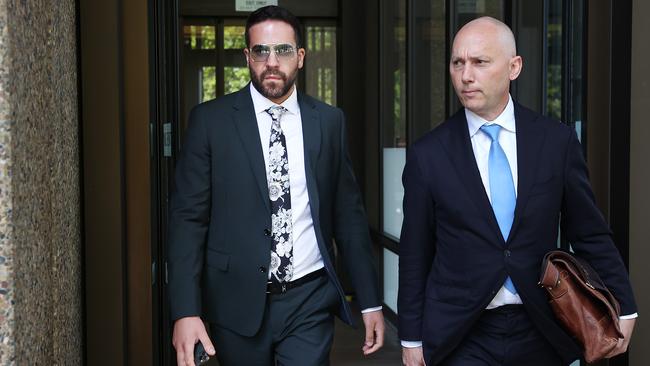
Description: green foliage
xmin=316 ymin=67 xmax=334 ymax=105
xmin=183 ymin=25 xmax=217 ymax=50
xmin=201 ymin=26 xmax=216 ymax=49
xmin=393 ymin=69 xmax=406 ymax=146
xmin=394 ymin=69 xmax=401 ymax=124
xmin=187 ymin=25 xmax=216 ymax=50
xmin=189 ymin=26 xmax=197 ymax=49
xmin=224 ymin=67 xmax=250 ymax=94
xmin=546 ymin=64 xmax=562 ymax=120
xmin=202 ymin=66 xmax=216 ymax=102
xmin=307 ymin=27 xmax=335 ymax=52
xmin=224 ymin=26 xmax=245 ymax=49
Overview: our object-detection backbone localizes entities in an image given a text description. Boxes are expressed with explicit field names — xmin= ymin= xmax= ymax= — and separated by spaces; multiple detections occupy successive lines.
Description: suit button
xmin=259 ymin=266 xmax=267 ymax=273
xmin=504 ymin=250 xmax=511 ymax=257
xmin=264 ymin=229 xmax=271 ymax=236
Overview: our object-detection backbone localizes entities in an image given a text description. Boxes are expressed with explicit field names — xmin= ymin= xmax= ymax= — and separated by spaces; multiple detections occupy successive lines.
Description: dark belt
xmin=266 ymin=268 xmax=327 ymax=295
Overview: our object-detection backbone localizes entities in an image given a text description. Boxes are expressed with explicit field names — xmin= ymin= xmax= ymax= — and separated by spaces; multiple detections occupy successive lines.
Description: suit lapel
xmin=298 ymin=94 xmax=322 ymax=179
xmin=509 ymin=103 xmax=546 ymax=242
xmin=232 ymin=86 xmax=271 ymax=213
xmin=298 ymin=93 xmax=322 ymax=221
xmin=297 ymin=96 xmax=352 ymax=322
xmin=441 ymin=110 xmax=503 ymax=243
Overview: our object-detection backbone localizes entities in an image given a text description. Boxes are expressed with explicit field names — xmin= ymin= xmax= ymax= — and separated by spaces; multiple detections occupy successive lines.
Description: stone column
xmin=0 ymin=0 xmax=82 ymax=364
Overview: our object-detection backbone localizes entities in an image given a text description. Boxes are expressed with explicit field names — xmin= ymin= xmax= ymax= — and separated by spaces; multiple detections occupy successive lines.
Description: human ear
xmin=509 ymin=55 xmax=522 ymax=80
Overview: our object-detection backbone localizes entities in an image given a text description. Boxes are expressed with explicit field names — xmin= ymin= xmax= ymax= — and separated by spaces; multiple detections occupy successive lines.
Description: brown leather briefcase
xmin=539 ymin=250 xmax=623 ymax=363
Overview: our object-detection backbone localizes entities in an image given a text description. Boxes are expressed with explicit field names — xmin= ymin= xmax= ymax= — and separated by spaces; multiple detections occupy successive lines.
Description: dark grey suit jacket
xmin=168 ymin=85 xmax=380 ymax=336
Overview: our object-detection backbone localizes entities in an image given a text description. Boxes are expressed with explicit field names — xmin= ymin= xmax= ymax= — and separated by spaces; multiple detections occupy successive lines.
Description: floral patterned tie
xmin=266 ymin=106 xmax=294 ymax=284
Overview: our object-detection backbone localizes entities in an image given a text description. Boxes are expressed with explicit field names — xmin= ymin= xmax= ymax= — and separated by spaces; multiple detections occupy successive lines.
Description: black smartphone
xmin=194 ymin=342 xmax=210 ymax=365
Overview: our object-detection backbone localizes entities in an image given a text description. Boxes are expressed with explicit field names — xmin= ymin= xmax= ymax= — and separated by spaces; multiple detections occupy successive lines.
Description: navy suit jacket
xmin=167 ymin=85 xmax=380 ymax=336
xmin=398 ymin=103 xmax=637 ymax=365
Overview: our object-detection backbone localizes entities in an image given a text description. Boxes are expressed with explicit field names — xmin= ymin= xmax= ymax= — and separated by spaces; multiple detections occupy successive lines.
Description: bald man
xmin=398 ymin=17 xmax=637 ymax=366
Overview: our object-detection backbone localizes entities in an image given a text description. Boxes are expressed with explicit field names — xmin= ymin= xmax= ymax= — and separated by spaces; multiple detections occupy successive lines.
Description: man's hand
xmin=361 ymin=310 xmax=385 ymax=355
xmin=172 ymin=316 xmax=216 ymax=366
xmin=402 ymin=346 xmax=425 ymax=366
xmin=606 ymin=317 xmax=636 ymax=359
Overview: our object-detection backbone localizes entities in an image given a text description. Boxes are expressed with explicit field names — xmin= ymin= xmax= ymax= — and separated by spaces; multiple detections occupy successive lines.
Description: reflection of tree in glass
xmin=224 ymin=67 xmax=250 ymax=95
xmin=546 ymin=65 xmax=561 ymax=120
xmin=392 ymin=21 xmax=407 ymax=148
xmin=185 ymin=25 xmax=216 ymax=49
xmin=546 ymin=21 xmax=562 ymax=120
xmin=306 ymin=26 xmax=337 ymax=105
xmin=307 ymin=26 xmax=335 ymax=51
xmin=323 ymin=29 xmax=333 ymax=49
xmin=315 ymin=68 xmax=334 ymax=105
xmin=202 ymin=66 xmax=216 ymax=102
xmin=394 ymin=70 xmax=406 ymax=147
xmin=307 ymin=27 xmax=317 ymax=51
xmin=394 ymin=70 xmax=401 ymax=125
xmin=200 ymin=26 xmax=216 ymax=49
xmin=187 ymin=26 xmax=197 ymax=49
xmin=224 ymin=26 xmax=246 ymax=49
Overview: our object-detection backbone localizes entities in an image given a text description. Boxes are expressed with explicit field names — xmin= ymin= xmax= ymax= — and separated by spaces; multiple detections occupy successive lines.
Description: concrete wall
xmin=0 ymin=0 xmax=81 ymax=364
xmin=629 ymin=0 xmax=650 ymax=363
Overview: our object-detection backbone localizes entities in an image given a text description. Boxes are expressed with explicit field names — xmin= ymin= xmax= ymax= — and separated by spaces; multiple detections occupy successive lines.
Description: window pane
xmin=381 ymin=0 xmax=406 ymax=240
xmin=383 ymin=249 xmax=399 ymax=312
xmin=224 ymin=67 xmax=250 ymax=95
xmin=383 ymin=148 xmax=405 ymax=239
xmin=305 ymin=25 xmax=337 ymax=106
xmin=546 ymin=0 xmax=563 ymax=120
xmin=201 ymin=66 xmax=216 ymax=102
xmin=224 ymin=26 xmax=246 ymax=49
xmin=411 ymin=0 xmax=446 ymax=139
xmin=180 ymin=20 xmax=217 ymax=136
xmin=183 ymin=25 xmax=216 ymax=50
xmin=511 ymin=1 xmax=542 ymax=112
xmin=569 ymin=0 xmax=585 ymax=142
xmin=453 ymin=0 xmax=503 ymax=29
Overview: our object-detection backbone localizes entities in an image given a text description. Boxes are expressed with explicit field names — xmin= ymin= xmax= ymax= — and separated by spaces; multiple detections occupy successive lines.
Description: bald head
xmin=449 ymin=16 xmax=522 ymax=121
xmin=455 ymin=17 xmax=517 ymax=57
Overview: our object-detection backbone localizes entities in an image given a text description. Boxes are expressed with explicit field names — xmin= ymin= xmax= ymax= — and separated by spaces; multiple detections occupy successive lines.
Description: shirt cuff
xmin=361 ymin=306 xmax=383 ymax=313
xmin=620 ymin=313 xmax=638 ymax=320
xmin=401 ymin=340 xmax=423 ymax=348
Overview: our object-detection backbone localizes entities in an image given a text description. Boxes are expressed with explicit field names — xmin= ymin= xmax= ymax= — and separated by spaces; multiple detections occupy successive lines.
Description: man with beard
xmin=168 ymin=5 xmax=384 ymax=366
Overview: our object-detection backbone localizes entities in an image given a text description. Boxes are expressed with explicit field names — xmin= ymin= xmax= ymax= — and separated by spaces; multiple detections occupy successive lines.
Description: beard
xmin=249 ymin=66 xmax=298 ymax=100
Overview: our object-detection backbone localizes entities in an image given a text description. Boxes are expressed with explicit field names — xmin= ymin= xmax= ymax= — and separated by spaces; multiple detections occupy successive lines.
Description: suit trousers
xmin=210 ymin=274 xmax=340 ymax=366
xmin=439 ymin=305 xmax=567 ymax=366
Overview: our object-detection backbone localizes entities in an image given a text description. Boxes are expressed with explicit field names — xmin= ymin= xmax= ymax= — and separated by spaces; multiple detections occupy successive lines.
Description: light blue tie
xmin=481 ymin=124 xmax=517 ymax=294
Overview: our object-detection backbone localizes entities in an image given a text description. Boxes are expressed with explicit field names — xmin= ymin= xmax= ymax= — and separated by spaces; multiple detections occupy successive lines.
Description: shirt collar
xmin=250 ymin=82 xmax=300 ymax=116
xmin=466 ymin=95 xmax=516 ymax=137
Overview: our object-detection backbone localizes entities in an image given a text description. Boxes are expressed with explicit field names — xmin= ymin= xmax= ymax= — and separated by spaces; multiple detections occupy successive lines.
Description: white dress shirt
xmin=250 ymin=84 xmax=382 ymax=314
xmin=250 ymin=84 xmax=325 ymax=281
xmin=402 ymin=95 xmax=635 ymax=348
xmin=466 ymin=96 xmax=524 ymax=309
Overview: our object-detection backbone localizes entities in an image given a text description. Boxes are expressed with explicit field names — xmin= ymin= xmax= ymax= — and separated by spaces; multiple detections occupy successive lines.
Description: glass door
xmin=180 ymin=18 xmax=250 ymax=135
